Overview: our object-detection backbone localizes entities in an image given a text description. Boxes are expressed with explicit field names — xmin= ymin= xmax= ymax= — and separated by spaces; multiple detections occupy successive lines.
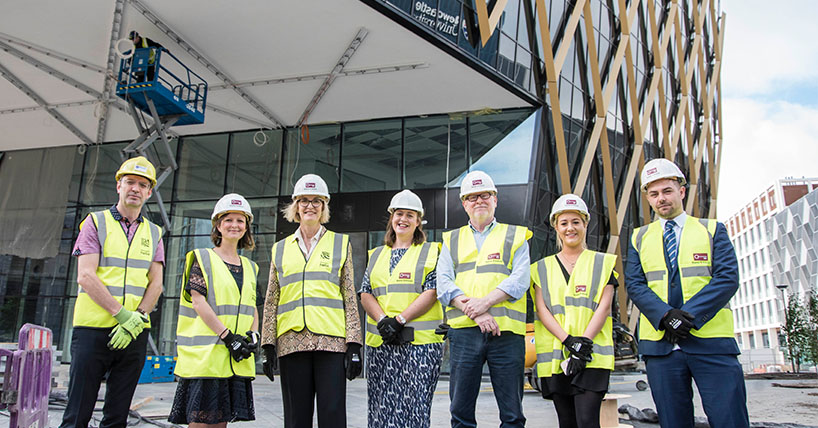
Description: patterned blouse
xmin=260 ymin=240 xmax=362 ymax=357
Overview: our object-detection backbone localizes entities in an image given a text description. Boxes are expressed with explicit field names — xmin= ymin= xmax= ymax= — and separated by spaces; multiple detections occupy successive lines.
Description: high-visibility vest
xmin=442 ymin=223 xmax=531 ymax=335
xmin=364 ymin=242 xmax=443 ymax=347
xmin=73 ymin=210 xmax=161 ymax=328
xmin=531 ymin=251 xmax=617 ymax=377
xmin=272 ymin=230 xmax=349 ymax=338
xmin=175 ymin=249 xmax=258 ymax=378
xmin=631 ymin=216 xmax=735 ymax=342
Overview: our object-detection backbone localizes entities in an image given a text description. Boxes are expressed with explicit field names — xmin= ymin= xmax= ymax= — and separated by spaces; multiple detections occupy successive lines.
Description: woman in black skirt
xmin=169 ymin=194 xmax=260 ymax=427
xmin=530 ymin=194 xmax=618 ymax=428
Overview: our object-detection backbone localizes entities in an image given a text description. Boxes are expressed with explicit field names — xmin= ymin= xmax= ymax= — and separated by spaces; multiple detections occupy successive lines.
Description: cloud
xmin=716 ymin=97 xmax=818 ymax=219
xmin=721 ymin=0 xmax=818 ymax=98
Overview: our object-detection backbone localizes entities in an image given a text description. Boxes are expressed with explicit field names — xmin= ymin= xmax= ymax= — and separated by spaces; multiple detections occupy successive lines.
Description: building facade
xmin=725 ymin=177 xmax=818 ymax=371
xmin=0 ymin=0 xmax=725 ymax=362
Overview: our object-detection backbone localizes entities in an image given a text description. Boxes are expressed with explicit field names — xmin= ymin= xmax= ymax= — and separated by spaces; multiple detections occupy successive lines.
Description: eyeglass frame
xmin=462 ymin=192 xmax=495 ymax=203
xmin=297 ymin=198 xmax=325 ymax=208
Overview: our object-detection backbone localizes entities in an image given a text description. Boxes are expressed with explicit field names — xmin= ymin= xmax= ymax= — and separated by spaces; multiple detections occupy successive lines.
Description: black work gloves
xmin=344 ymin=343 xmax=363 ymax=380
xmin=262 ymin=344 xmax=278 ymax=382
xmin=377 ymin=316 xmax=404 ymax=345
xmin=221 ymin=330 xmax=253 ymax=362
xmin=245 ymin=331 xmax=260 ymax=353
xmin=562 ymin=334 xmax=594 ymax=361
xmin=564 ymin=355 xmax=587 ymax=376
xmin=660 ymin=309 xmax=695 ymax=343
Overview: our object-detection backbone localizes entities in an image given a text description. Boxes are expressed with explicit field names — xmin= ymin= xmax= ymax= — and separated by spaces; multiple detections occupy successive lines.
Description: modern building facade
xmin=0 ymin=0 xmax=725 ymax=362
xmin=725 ymin=177 xmax=818 ymax=371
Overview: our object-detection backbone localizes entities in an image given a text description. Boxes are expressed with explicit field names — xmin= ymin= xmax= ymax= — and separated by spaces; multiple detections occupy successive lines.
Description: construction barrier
xmin=0 ymin=324 xmax=53 ymax=428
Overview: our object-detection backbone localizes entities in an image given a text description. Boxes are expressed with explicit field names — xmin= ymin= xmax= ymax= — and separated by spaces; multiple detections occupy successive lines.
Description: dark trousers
xmin=645 ymin=351 xmax=749 ymax=428
xmin=448 ymin=327 xmax=526 ymax=428
xmin=59 ymin=327 xmax=148 ymax=428
xmin=551 ymin=390 xmax=605 ymax=428
xmin=279 ymin=351 xmax=346 ymax=428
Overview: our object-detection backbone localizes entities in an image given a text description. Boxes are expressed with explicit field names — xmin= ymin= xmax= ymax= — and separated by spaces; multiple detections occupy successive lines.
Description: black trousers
xmin=279 ymin=351 xmax=346 ymax=428
xmin=59 ymin=327 xmax=148 ymax=428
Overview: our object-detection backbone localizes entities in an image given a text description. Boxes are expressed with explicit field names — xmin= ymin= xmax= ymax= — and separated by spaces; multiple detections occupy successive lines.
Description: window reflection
xmin=404 ymin=116 xmax=467 ymax=189
xmin=468 ymin=109 xmax=537 ymax=185
xmin=341 ymin=120 xmax=402 ymax=192
xmin=282 ymin=124 xmax=340 ymax=194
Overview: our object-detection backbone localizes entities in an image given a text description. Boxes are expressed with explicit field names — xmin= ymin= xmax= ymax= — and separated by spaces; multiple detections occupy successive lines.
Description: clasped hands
xmin=455 ymin=295 xmax=500 ymax=336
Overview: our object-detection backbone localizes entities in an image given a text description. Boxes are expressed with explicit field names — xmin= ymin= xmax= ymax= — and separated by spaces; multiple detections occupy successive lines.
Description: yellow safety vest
xmin=174 ymin=248 xmax=258 ymax=378
xmin=443 ymin=223 xmax=531 ymax=335
xmin=73 ymin=210 xmax=161 ymax=328
xmin=364 ymin=242 xmax=443 ymax=347
xmin=631 ymin=216 xmax=734 ymax=342
xmin=272 ymin=230 xmax=349 ymax=338
xmin=175 ymin=249 xmax=258 ymax=378
xmin=531 ymin=251 xmax=617 ymax=377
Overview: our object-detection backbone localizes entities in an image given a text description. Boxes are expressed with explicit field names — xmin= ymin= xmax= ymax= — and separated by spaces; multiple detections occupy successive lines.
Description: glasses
xmin=297 ymin=199 xmax=324 ymax=208
xmin=464 ymin=192 xmax=493 ymax=203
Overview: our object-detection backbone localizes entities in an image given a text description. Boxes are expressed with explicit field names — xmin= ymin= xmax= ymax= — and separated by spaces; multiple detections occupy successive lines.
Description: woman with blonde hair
xmin=530 ymin=194 xmax=618 ymax=428
xmin=359 ymin=190 xmax=443 ymax=428
xmin=260 ymin=174 xmax=362 ymax=428
xmin=170 ymin=194 xmax=259 ymax=427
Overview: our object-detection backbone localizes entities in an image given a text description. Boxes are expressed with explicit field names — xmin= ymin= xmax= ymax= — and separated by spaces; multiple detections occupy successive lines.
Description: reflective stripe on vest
xmin=73 ymin=210 xmax=161 ymax=328
xmin=273 ymin=231 xmax=348 ymax=338
xmin=631 ymin=216 xmax=734 ymax=342
xmin=443 ymin=223 xmax=531 ymax=335
xmin=364 ymin=242 xmax=443 ymax=347
xmin=531 ymin=251 xmax=617 ymax=376
xmin=175 ymin=248 xmax=258 ymax=378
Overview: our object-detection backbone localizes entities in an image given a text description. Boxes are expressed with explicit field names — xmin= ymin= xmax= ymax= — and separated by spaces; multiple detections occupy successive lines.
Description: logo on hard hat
xmin=398 ymin=272 xmax=411 ymax=280
xmin=231 ymin=200 xmax=242 ymax=206
xmin=487 ymin=252 xmax=500 ymax=260
xmin=134 ymin=165 xmax=148 ymax=173
xmin=305 ymin=182 xmax=316 ymax=189
xmin=575 ymin=285 xmax=587 ymax=294
xmin=566 ymin=199 xmax=577 ymax=205
xmin=472 ymin=179 xmax=483 ymax=186
xmin=646 ymin=167 xmax=658 ymax=176
xmin=693 ymin=253 xmax=709 ymax=261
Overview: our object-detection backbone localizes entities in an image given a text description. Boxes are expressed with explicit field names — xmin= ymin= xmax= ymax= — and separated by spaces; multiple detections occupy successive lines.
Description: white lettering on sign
xmin=413 ymin=1 xmax=460 ymax=37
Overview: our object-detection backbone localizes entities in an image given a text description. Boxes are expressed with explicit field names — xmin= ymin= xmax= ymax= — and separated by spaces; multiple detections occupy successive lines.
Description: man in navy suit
xmin=625 ymin=158 xmax=749 ymax=428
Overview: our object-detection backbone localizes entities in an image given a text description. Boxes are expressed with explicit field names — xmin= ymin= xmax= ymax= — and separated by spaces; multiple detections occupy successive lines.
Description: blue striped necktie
xmin=664 ymin=220 xmax=678 ymax=270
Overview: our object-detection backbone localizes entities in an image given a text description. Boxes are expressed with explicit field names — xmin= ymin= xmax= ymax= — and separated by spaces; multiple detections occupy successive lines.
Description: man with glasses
xmin=437 ymin=170 xmax=531 ymax=428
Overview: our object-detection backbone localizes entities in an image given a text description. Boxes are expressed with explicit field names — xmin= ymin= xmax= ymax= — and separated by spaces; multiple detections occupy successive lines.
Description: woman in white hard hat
xmin=260 ymin=174 xmax=362 ymax=428
xmin=358 ymin=190 xmax=443 ymax=428
xmin=169 ymin=194 xmax=260 ymax=427
xmin=530 ymin=194 xmax=618 ymax=428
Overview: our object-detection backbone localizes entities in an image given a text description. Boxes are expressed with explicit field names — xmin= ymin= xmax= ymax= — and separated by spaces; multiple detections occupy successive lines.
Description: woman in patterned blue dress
xmin=358 ymin=190 xmax=444 ymax=428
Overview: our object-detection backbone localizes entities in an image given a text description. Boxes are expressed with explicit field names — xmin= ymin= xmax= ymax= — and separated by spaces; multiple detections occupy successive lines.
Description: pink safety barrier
xmin=0 ymin=324 xmax=53 ymax=428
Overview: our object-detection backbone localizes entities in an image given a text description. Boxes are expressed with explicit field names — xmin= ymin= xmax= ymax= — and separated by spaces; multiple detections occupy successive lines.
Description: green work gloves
xmin=108 ymin=325 xmax=133 ymax=350
xmin=107 ymin=308 xmax=149 ymax=350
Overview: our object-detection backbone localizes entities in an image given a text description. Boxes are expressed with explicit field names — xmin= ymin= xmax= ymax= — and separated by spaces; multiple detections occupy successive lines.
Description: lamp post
xmin=776 ymin=284 xmax=789 ymax=370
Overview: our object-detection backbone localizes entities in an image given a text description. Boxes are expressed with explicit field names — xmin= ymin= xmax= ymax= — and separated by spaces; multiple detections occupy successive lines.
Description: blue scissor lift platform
xmin=115 ymin=47 xmax=208 ymax=229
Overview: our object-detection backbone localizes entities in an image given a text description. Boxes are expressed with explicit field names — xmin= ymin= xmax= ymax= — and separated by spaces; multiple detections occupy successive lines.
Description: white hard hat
xmin=293 ymin=174 xmax=330 ymax=201
xmin=550 ymin=194 xmax=590 ymax=226
xmin=212 ymin=193 xmax=253 ymax=225
xmin=388 ymin=189 xmax=424 ymax=217
xmin=459 ymin=170 xmax=497 ymax=199
xmin=640 ymin=158 xmax=687 ymax=192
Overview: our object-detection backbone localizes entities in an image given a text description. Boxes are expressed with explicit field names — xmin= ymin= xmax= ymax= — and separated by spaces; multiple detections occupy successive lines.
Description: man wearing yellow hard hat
xmin=60 ymin=156 xmax=165 ymax=428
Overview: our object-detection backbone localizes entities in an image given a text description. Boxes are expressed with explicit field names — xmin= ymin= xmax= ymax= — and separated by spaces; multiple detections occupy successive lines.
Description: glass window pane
xmin=176 ymin=134 xmax=229 ymax=200
xmin=468 ymin=108 xmax=537 ymax=185
xmin=169 ymin=198 xmax=278 ymax=237
xmin=226 ymin=130 xmax=283 ymax=197
xmin=282 ymin=124 xmax=341 ymax=194
xmin=80 ymin=142 xmax=128 ymax=205
xmin=341 ymin=120 xmax=402 ymax=192
xmin=404 ymin=115 xmax=467 ymax=189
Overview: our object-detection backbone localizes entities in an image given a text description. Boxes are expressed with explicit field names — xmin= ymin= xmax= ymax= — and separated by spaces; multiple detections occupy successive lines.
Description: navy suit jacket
xmin=625 ymin=220 xmax=741 ymax=356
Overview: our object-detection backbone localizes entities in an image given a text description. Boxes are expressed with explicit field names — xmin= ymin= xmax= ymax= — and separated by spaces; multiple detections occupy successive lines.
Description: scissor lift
xmin=116 ymin=47 xmax=208 ymax=229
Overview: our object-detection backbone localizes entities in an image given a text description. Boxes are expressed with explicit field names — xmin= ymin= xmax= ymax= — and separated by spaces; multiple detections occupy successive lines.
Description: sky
xmin=716 ymin=0 xmax=818 ymax=220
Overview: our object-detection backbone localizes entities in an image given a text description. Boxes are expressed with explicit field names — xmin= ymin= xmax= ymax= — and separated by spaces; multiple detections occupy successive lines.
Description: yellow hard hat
xmin=115 ymin=156 xmax=157 ymax=187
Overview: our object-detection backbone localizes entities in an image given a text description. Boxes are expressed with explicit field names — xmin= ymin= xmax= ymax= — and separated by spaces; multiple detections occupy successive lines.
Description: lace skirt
xmin=168 ymin=377 xmax=255 ymax=424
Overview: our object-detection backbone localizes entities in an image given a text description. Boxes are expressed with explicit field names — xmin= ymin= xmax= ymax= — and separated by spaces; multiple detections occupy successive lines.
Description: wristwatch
xmin=396 ymin=314 xmax=407 ymax=325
